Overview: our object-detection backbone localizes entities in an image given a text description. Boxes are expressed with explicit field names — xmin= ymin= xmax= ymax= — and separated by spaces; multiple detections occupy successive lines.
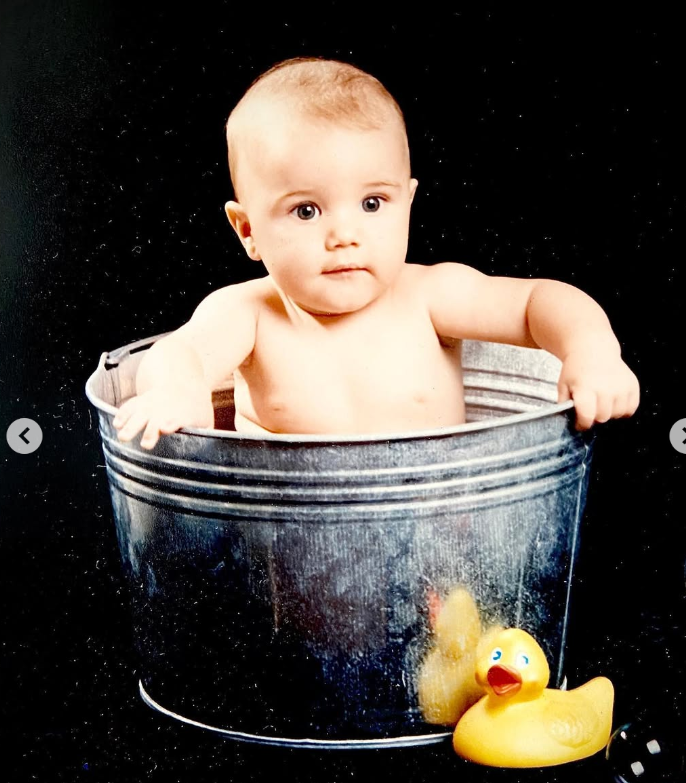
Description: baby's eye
xmin=292 ymin=203 xmax=320 ymax=221
xmin=490 ymin=648 xmax=503 ymax=663
xmin=362 ymin=196 xmax=382 ymax=213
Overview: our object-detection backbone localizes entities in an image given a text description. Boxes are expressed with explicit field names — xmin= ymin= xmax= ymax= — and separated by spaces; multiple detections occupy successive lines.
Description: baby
xmin=113 ymin=57 xmax=639 ymax=449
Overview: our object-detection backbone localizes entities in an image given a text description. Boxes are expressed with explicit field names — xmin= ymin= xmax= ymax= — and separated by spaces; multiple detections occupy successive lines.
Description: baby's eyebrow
xmin=275 ymin=189 xmax=317 ymax=205
xmin=364 ymin=181 xmax=402 ymax=190
xmin=274 ymin=182 xmax=402 ymax=208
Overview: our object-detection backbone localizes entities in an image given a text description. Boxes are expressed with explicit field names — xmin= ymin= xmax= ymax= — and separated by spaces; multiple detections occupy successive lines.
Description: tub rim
xmin=85 ymin=335 xmax=576 ymax=445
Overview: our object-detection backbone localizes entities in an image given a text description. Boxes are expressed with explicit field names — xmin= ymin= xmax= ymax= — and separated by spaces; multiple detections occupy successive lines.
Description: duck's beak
xmin=487 ymin=664 xmax=522 ymax=696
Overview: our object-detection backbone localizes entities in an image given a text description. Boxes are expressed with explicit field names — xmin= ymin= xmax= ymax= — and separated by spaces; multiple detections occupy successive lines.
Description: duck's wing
xmin=543 ymin=696 xmax=599 ymax=748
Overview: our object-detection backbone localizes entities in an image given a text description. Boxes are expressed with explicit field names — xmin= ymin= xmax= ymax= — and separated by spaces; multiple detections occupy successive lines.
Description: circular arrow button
xmin=6 ymin=418 xmax=43 ymax=454
xmin=669 ymin=418 xmax=686 ymax=454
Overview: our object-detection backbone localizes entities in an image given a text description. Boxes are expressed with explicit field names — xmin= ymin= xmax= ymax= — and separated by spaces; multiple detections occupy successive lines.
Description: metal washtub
xmin=86 ymin=337 xmax=594 ymax=749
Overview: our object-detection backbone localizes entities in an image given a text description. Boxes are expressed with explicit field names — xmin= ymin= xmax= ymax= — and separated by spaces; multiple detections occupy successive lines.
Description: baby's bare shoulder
xmin=401 ymin=262 xmax=477 ymax=298
xmin=190 ymin=276 xmax=272 ymax=321
xmin=172 ymin=278 xmax=269 ymax=377
xmin=403 ymin=262 xmax=476 ymax=280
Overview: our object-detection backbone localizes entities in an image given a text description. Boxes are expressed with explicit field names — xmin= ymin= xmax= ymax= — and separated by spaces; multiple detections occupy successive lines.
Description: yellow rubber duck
xmin=417 ymin=586 xmax=503 ymax=726
xmin=452 ymin=627 xmax=614 ymax=767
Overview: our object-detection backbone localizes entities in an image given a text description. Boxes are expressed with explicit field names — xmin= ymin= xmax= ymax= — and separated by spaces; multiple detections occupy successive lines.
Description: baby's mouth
xmin=323 ymin=265 xmax=368 ymax=275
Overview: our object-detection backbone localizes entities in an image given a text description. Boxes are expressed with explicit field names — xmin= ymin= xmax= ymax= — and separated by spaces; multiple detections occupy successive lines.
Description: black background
xmin=1 ymin=4 xmax=684 ymax=782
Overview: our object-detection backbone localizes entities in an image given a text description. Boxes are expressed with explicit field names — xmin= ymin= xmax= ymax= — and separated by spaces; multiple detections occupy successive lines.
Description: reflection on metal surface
xmin=86 ymin=338 xmax=593 ymax=748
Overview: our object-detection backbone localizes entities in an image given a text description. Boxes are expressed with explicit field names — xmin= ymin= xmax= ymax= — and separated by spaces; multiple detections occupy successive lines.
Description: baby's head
xmin=224 ymin=58 xmax=418 ymax=316
xmin=226 ymin=58 xmax=409 ymax=199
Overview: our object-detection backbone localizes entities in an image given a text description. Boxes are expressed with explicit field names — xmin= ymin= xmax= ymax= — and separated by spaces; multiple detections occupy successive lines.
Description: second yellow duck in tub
xmin=453 ymin=627 xmax=614 ymax=767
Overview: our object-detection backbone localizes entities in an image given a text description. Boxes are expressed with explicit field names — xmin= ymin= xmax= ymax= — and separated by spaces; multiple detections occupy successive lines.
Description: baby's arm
xmin=424 ymin=263 xmax=639 ymax=429
xmin=113 ymin=284 xmax=258 ymax=449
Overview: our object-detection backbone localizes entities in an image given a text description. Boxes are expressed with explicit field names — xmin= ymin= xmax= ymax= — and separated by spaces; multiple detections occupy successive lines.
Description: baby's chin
xmin=297 ymin=294 xmax=381 ymax=318
xmin=287 ymin=284 xmax=383 ymax=317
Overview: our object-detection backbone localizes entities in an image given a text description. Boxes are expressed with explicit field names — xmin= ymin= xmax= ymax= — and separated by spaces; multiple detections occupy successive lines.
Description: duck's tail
xmin=575 ymin=676 xmax=614 ymax=736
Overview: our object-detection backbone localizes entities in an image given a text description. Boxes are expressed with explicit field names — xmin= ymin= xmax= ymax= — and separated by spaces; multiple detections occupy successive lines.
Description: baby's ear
xmin=225 ymin=201 xmax=261 ymax=261
xmin=409 ymin=178 xmax=419 ymax=204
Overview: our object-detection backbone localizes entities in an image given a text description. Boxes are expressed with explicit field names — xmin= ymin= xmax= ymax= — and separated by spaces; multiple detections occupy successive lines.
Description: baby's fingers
xmin=624 ymin=379 xmax=641 ymax=417
xmin=594 ymin=394 xmax=615 ymax=424
xmin=557 ymin=380 xmax=572 ymax=404
xmin=140 ymin=418 xmax=163 ymax=450
xmin=571 ymin=388 xmax=597 ymax=431
xmin=115 ymin=405 xmax=151 ymax=443
xmin=140 ymin=413 xmax=188 ymax=449
xmin=112 ymin=398 xmax=138 ymax=430
xmin=615 ymin=387 xmax=640 ymax=419
xmin=611 ymin=368 xmax=640 ymax=419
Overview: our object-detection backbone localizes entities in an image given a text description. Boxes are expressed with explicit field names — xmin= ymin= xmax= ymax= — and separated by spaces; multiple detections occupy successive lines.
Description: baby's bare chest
xmin=235 ymin=309 xmax=465 ymax=434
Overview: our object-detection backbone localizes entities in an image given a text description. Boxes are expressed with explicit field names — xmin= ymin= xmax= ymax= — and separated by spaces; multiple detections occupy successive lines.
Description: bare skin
xmin=113 ymin=108 xmax=639 ymax=449
xmin=223 ymin=269 xmax=465 ymax=435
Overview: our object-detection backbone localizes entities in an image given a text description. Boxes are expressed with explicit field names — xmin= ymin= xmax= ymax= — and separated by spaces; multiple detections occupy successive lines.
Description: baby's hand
xmin=112 ymin=383 xmax=214 ymax=450
xmin=557 ymin=350 xmax=640 ymax=430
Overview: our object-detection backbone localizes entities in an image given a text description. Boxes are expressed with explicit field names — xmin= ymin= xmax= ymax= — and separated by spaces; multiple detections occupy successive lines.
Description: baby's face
xmin=230 ymin=113 xmax=417 ymax=316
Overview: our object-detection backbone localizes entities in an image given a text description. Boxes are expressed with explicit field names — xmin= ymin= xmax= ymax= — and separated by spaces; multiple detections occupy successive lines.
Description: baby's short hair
xmin=226 ymin=57 xmax=407 ymax=197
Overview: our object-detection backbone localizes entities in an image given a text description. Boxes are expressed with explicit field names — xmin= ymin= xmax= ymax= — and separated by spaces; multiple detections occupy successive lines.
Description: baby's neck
xmin=272 ymin=282 xmax=394 ymax=332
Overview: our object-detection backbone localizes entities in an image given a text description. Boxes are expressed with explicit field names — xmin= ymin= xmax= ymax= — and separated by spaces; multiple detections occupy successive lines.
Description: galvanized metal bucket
xmin=86 ymin=336 xmax=594 ymax=749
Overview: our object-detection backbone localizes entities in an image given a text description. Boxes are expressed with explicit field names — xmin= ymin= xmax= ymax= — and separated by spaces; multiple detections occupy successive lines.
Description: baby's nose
xmin=324 ymin=213 xmax=360 ymax=250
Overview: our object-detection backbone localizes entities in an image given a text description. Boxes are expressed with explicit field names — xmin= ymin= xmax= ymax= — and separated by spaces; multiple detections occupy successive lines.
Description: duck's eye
xmin=517 ymin=654 xmax=530 ymax=667
xmin=293 ymin=203 xmax=319 ymax=221
xmin=362 ymin=196 xmax=381 ymax=213
xmin=490 ymin=648 xmax=503 ymax=663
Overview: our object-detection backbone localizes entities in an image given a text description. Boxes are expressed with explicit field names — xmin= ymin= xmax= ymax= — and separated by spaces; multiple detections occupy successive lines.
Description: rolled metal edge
xmin=139 ymin=682 xmax=451 ymax=750
xmin=85 ymin=336 xmax=576 ymax=445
